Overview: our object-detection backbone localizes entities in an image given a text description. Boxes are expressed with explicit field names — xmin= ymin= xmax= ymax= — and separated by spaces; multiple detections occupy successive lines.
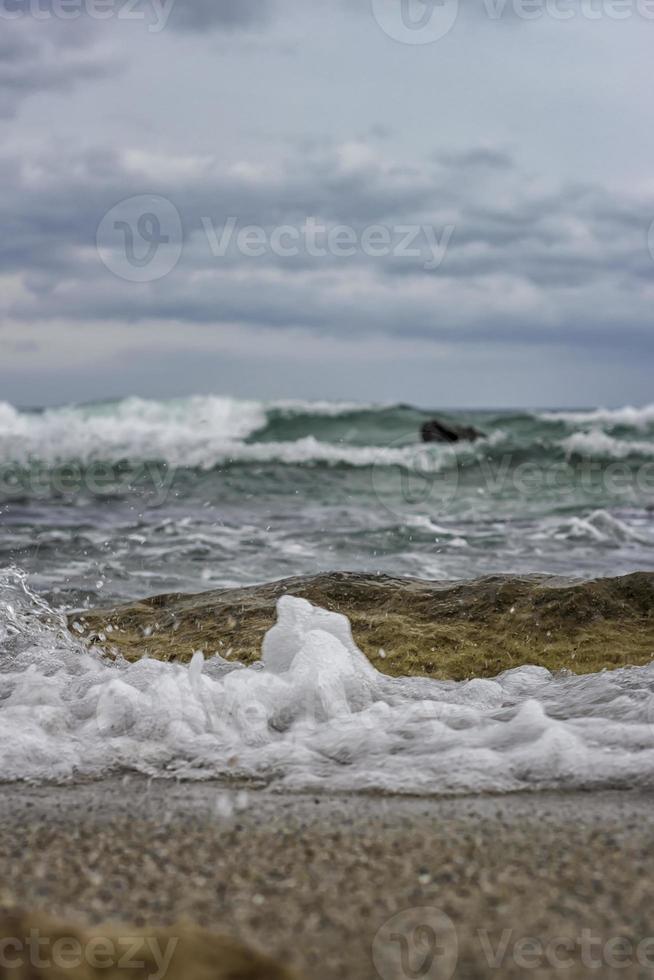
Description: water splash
xmin=1 ymin=568 xmax=654 ymax=793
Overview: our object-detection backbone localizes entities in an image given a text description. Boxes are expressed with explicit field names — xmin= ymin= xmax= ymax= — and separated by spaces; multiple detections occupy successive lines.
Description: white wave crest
xmin=0 ymin=395 xmax=481 ymax=470
xmin=2 ymin=568 xmax=654 ymax=793
xmin=542 ymin=404 xmax=654 ymax=429
xmin=0 ymin=396 xmax=267 ymax=465
xmin=561 ymin=429 xmax=654 ymax=459
xmin=269 ymin=399 xmax=377 ymax=417
xmin=531 ymin=510 xmax=654 ymax=547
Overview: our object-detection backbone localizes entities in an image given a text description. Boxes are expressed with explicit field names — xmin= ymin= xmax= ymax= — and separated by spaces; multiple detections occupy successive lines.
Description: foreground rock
xmin=0 ymin=909 xmax=294 ymax=980
xmin=69 ymin=571 xmax=654 ymax=679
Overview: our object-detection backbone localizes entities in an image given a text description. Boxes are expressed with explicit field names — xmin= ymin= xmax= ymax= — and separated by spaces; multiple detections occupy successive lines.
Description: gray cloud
xmin=0 ymin=0 xmax=275 ymax=30
xmin=1 ymin=137 xmax=653 ymax=361
xmin=0 ymin=0 xmax=650 ymax=408
xmin=0 ymin=21 xmax=120 ymax=114
xmin=165 ymin=0 xmax=274 ymax=32
xmin=437 ymin=148 xmax=514 ymax=171
xmin=0 ymin=0 xmax=276 ymax=116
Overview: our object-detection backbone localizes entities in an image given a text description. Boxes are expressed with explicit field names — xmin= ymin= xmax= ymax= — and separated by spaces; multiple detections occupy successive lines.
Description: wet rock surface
xmin=69 ymin=571 xmax=654 ymax=679
xmin=420 ymin=418 xmax=485 ymax=442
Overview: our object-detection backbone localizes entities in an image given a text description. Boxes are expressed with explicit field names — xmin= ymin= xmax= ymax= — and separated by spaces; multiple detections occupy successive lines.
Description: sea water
xmin=1 ymin=567 xmax=654 ymax=792
xmin=0 ymin=396 xmax=653 ymax=608
xmin=1 ymin=396 xmax=653 ymax=790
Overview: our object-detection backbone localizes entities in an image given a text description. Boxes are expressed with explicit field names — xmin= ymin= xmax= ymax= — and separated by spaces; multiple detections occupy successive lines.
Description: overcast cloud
xmin=0 ymin=0 xmax=652 ymax=406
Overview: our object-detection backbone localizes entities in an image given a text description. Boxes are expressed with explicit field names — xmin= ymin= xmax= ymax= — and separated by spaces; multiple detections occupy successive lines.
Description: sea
xmin=1 ymin=395 xmax=653 ymax=791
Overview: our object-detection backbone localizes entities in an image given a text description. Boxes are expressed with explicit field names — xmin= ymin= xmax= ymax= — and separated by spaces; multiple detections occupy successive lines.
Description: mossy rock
xmin=68 ymin=571 xmax=654 ymax=681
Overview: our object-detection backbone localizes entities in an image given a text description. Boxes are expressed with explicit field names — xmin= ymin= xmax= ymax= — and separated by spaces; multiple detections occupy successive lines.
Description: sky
xmin=0 ymin=0 xmax=653 ymax=408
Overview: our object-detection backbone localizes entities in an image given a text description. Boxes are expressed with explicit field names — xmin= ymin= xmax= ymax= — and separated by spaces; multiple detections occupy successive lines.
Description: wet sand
xmin=2 ymin=779 xmax=654 ymax=978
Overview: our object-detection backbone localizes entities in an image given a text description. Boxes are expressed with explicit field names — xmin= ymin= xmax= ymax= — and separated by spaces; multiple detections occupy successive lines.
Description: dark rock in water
xmin=69 ymin=571 xmax=654 ymax=680
xmin=421 ymin=418 xmax=484 ymax=443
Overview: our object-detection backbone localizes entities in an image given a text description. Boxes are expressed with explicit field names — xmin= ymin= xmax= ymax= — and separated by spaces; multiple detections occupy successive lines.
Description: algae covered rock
xmin=68 ymin=571 xmax=654 ymax=680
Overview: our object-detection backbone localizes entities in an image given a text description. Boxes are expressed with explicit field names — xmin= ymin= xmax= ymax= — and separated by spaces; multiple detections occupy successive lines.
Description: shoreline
xmin=3 ymin=778 xmax=654 ymax=978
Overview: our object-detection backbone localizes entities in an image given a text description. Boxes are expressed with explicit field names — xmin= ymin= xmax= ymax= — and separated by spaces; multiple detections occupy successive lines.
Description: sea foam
xmin=0 ymin=396 xmax=485 ymax=470
xmin=541 ymin=404 xmax=654 ymax=429
xmin=561 ymin=429 xmax=654 ymax=460
xmin=2 ymin=568 xmax=654 ymax=793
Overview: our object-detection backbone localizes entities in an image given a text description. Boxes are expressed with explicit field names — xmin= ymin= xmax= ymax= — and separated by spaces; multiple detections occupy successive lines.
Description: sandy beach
xmin=2 ymin=779 xmax=654 ymax=979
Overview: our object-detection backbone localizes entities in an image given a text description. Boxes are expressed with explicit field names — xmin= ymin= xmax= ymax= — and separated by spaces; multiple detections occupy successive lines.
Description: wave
xmin=0 ymin=396 xmax=264 ymax=464
xmin=265 ymin=399 xmax=379 ymax=417
xmin=561 ymin=429 xmax=654 ymax=460
xmin=2 ymin=567 xmax=654 ymax=792
xmin=1 ymin=396 xmax=653 ymax=475
xmin=0 ymin=433 xmax=469 ymax=473
xmin=0 ymin=396 xmax=382 ymax=456
xmin=530 ymin=510 xmax=654 ymax=547
xmin=0 ymin=395 xmax=498 ymax=471
xmin=540 ymin=404 xmax=654 ymax=430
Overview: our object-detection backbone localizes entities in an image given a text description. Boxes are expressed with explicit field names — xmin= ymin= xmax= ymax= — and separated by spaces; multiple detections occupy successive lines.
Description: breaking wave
xmin=561 ymin=429 xmax=654 ymax=460
xmin=2 ymin=395 xmax=653 ymax=596
xmin=541 ymin=404 xmax=654 ymax=429
xmin=0 ymin=395 xmax=500 ymax=471
xmin=2 ymin=568 xmax=654 ymax=794
xmin=1 ymin=395 xmax=653 ymax=472
xmin=530 ymin=510 xmax=654 ymax=547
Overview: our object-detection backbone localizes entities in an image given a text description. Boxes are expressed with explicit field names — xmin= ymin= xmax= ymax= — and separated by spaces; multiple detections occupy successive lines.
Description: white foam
xmin=0 ymin=396 xmax=503 ymax=471
xmin=2 ymin=568 xmax=654 ymax=793
xmin=561 ymin=429 xmax=654 ymax=459
xmin=0 ymin=396 xmax=267 ymax=467
xmin=531 ymin=509 xmax=654 ymax=547
xmin=0 ymin=397 xmax=415 ymax=470
xmin=541 ymin=404 xmax=654 ymax=429
xmin=405 ymin=516 xmax=468 ymax=537
xmin=269 ymin=399 xmax=376 ymax=417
